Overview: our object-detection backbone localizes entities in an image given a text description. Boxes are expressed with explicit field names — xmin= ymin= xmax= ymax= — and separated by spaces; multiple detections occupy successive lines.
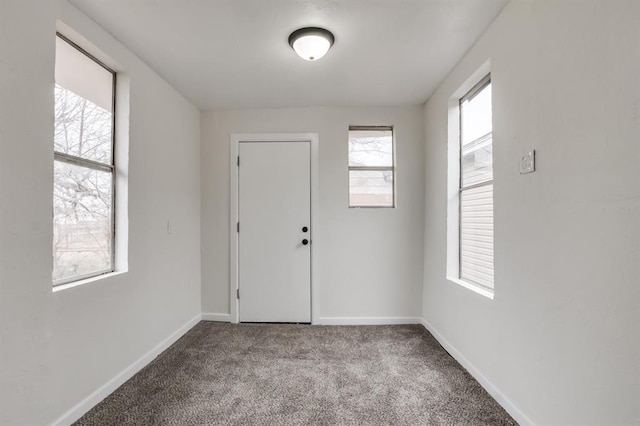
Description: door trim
xmin=229 ymin=133 xmax=320 ymax=324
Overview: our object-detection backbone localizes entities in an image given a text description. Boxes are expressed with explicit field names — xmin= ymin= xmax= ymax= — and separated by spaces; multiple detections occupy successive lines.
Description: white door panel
xmin=238 ymin=141 xmax=311 ymax=322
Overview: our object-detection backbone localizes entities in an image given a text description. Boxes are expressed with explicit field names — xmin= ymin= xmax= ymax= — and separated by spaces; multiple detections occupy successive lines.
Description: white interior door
xmin=238 ymin=141 xmax=311 ymax=323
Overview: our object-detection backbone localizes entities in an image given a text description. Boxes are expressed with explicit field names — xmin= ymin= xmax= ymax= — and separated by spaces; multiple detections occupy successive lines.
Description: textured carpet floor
xmin=75 ymin=322 xmax=516 ymax=425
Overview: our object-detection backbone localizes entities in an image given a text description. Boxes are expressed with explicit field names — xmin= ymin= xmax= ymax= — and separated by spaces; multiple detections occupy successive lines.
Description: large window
xmin=348 ymin=126 xmax=394 ymax=207
xmin=53 ymin=34 xmax=116 ymax=285
xmin=459 ymin=75 xmax=493 ymax=291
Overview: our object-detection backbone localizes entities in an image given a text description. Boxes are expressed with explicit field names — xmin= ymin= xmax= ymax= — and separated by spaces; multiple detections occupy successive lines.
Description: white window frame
xmin=446 ymin=63 xmax=494 ymax=300
xmin=458 ymin=74 xmax=493 ymax=290
xmin=53 ymin=32 xmax=117 ymax=287
xmin=347 ymin=125 xmax=395 ymax=208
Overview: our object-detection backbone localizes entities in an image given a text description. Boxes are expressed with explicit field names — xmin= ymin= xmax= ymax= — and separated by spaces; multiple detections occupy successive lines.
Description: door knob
xmin=302 ymin=226 xmax=308 ymax=232
xmin=302 ymin=239 xmax=309 ymax=245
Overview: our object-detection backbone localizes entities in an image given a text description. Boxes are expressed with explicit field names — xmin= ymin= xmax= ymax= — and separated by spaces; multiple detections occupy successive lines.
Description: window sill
xmin=52 ymin=270 xmax=127 ymax=293
xmin=447 ymin=277 xmax=494 ymax=300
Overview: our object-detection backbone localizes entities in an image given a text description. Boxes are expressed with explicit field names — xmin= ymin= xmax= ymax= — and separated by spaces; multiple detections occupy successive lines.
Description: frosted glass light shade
xmin=289 ymin=27 xmax=335 ymax=61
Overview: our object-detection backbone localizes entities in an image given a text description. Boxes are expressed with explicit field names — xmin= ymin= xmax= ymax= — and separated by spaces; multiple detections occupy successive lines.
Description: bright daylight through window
xmin=53 ymin=34 xmax=116 ymax=285
xmin=459 ymin=75 xmax=494 ymax=291
xmin=348 ymin=126 xmax=394 ymax=207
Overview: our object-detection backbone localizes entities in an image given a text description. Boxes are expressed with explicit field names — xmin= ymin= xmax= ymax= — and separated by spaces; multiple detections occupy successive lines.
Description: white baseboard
xmin=419 ymin=318 xmax=533 ymax=426
xmin=52 ymin=313 xmax=202 ymax=426
xmin=201 ymin=312 xmax=231 ymax=322
xmin=317 ymin=316 xmax=423 ymax=325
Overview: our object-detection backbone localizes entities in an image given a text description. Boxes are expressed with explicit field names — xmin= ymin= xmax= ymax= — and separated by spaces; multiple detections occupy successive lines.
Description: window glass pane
xmin=348 ymin=129 xmax=393 ymax=167
xmin=461 ymin=133 xmax=493 ymax=187
xmin=54 ymin=85 xmax=113 ymax=164
xmin=349 ymin=170 xmax=393 ymax=207
xmin=461 ymin=82 xmax=492 ymax=146
xmin=55 ymin=36 xmax=113 ymax=164
xmin=460 ymin=184 xmax=494 ymax=289
xmin=53 ymin=161 xmax=113 ymax=282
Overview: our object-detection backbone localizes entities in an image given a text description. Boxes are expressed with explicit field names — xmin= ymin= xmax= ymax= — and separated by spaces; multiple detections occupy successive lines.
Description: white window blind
xmin=459 ymin=76 xmax=494 ymax=291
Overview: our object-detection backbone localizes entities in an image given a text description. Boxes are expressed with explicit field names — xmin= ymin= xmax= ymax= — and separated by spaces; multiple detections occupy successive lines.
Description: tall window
xmin=459 ymin=75 xmax=493 ymax=291
xmin=53 ymin=34 xmax=116 ymax=285
xmin=348 ymin=126 xmax=394 ymax=207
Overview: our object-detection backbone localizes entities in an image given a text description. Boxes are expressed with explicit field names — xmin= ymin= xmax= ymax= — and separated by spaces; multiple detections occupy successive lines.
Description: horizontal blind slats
xmin=460 ymin=239 xmax=493 ymax=249
xmin=460 ymin=183 xmax=494 ymax=289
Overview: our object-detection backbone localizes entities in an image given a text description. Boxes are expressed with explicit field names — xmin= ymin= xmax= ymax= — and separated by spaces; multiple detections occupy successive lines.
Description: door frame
xmin=229 ymin=133 xmax=320 ymax=324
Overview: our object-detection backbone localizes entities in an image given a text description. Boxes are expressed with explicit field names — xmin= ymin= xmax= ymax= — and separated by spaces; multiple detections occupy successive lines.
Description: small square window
xmin=348 ymin=126 xmax=394 ymax=207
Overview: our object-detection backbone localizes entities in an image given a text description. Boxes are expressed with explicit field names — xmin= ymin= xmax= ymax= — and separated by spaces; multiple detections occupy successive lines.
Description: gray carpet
xmin=75 ymin=322 xmax=516 ymax=425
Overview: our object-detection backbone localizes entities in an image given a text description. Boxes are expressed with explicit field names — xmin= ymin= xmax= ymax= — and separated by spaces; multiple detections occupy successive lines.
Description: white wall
xmin=201 ymin=107 xmax=425 ymax=321
xmin=422 ymin=0 xmax=640 ymax=424
xmin=0 ymin=1 xmax=202 ymax=424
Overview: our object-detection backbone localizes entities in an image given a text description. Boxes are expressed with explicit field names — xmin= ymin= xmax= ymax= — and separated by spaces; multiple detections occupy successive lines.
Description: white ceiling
xmin=69 ymin=0 xmax=508 ymax=110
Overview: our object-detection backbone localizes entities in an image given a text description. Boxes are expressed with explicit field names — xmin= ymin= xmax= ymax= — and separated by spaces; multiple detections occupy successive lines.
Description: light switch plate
xmin=519 ymin=150 xmax=535 ymax=174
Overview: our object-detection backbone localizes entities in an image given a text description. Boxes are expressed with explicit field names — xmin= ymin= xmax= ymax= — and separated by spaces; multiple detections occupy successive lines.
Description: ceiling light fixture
xmin=288 ymin=27 xmax=335 ymax=61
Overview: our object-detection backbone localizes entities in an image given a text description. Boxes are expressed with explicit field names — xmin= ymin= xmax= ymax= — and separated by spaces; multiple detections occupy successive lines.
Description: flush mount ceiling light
xmin=288 ymin=27 xmax=335 ymax=61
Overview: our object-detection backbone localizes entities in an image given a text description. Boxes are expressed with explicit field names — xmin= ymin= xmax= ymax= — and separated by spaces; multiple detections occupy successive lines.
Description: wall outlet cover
xmin=520 ymin=150 xmax=535 ymax=174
